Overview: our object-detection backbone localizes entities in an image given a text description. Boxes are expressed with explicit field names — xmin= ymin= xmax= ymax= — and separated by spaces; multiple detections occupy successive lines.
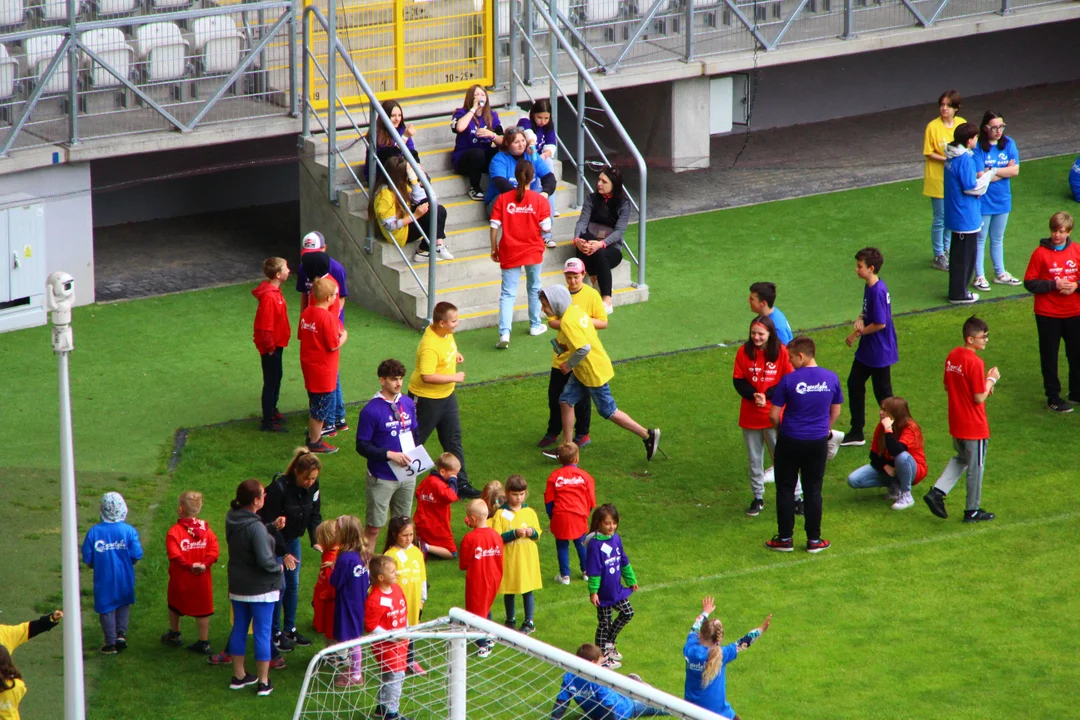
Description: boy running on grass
xmin=540 ymin=286 xmax=660 ymax=461
xmin=841 ymin=248 xmax=898 ymax=447
xmin=923 ymin=316 xmax=999 ymax=523
xmin=299 ymin=277 xmax=348 ymax=454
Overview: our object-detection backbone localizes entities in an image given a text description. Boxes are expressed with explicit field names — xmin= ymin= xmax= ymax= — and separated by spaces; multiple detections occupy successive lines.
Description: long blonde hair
xmin=481 ymin=480 xmax=505 ymax=518
xmin=699 ymin=618 xmax=725 ymax=688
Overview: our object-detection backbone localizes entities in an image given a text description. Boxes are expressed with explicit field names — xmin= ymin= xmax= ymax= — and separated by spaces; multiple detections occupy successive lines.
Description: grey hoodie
xmin=225 ymin=508 xmax=284 ymax=597
xmin=542 ymin=285 xmax=572 ymax=318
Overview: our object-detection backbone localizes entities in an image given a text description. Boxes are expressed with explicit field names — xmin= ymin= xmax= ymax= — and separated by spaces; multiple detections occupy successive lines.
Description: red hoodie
xmin=253 ymin=281 xmax=291 ymax=354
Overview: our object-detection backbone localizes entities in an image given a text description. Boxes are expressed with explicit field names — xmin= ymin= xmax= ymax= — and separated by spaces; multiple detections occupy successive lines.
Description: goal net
xmin=293 ymin=608 xmax=724 ymax=720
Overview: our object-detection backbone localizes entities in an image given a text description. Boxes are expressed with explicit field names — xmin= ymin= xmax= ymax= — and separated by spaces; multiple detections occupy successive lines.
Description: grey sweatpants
xmin=933 ymin=438 xmax=987 ymax=512
xmin=743 ymin=428 xmax=802 ymax=500
xmin=378 ymin=670 xmax=405 ymax=714
xmin=99 ymin=604 xmax=130 ymax=645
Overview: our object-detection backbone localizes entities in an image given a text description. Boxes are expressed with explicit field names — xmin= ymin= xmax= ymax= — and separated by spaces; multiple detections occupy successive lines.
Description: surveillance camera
xmin=46 ymin=271 xmax=76 ymax=325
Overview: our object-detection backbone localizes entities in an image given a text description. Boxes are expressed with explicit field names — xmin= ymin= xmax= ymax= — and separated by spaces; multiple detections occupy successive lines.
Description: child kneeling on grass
xmin=162 ymin=490 xmax=219 ymax=654
xmin=846 ymin=397 xmax=927 ymax=510
xmin=549 ymin=643 xmax=667 ymax=720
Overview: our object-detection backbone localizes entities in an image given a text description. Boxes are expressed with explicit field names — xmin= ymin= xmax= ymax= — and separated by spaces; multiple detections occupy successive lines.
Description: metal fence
xmin=0 ymin=0 xmax=297 ymax=156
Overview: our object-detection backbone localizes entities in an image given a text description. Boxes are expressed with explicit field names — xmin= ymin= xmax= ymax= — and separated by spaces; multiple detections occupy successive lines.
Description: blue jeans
xmin=333 ymin=373 xmax=345 ymax=424
xmin=930 ymin=197 xmax=951 ymax=257
xmin=503 ymin=591 xmax=535 ymax=623
xmin=556 ymin=535 xmax=587 ymax=577
xmin=847 ymin=451 xmax=918 ymax=493
xmin=499 ymin=263 xmax=543 ymax=335
xmin=975 ymin=212 xmax=1010 ymax=278
xmin=272 ymin=537 xmax=302 ymax=636
xmin=229 ymin=600 xmax=275 ymax=662
xmin=560 ymin=376 xmax=617 ymax=419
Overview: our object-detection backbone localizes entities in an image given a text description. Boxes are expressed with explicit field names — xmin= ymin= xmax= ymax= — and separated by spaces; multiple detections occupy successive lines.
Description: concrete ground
xmin=92 ymin=79 xmax=1080 ymax=300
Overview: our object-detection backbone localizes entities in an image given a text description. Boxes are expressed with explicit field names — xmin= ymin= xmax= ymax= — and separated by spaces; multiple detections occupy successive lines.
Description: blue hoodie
xmin=1070 ymin=155 xmax=1080 ymax=203
xmin=943 ymin=144 xmax=983 ymax=234
xmin=81 ymin=501 xmax=143 ymax=614
xmin=484 ymin=150 xmax=551 ymax=205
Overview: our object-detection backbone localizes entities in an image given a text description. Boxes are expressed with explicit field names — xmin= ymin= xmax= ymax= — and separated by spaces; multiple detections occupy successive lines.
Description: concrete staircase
xmin=298 ymin=93 xmax=649 ymax=332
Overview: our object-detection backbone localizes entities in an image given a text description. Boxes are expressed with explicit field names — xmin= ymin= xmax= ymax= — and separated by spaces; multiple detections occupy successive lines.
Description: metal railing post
xmin=301 ymin=7 xmax=310 ymax=137
xmin=426 ymin=201 xmax=438 ymax=324
xmin=685 ymin=0 xmax=694 ymax=61
xmin=492 ymin=0 xmax=500 ymax=88
xmin=549 ymin=18 xmax=558 ymax=128
xmin=575 ymin=69 xmax=585 ymax=210
xmin=508 ymin=0 xmax=518 ymax=107
xmin=367 ymin=98 xmax=378 ymax=253
xmin=999 ymin=0 xmax=1009 ymax=12
xmin=636 ymin=164 xmax=647 ymax=289
xmin=327 ymin=0 xmax=338 ymax=204
xmin=67 ymin=0 xmax=78 ymax=145
xmin=289 ymin=0 xmax=298 ymax=117
xmin=842 ymin=0 xmax=854 ymax=38
xmin=522 ymin=0 xmax=533 ymax=84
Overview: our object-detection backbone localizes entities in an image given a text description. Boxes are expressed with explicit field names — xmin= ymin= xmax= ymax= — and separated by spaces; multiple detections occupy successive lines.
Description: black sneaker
xmin=541 ymin=448 xmax=559 ymax=460
xmin=260 ymin=422 xmax=288 ymax=433
xmin=923 ymin=488 xmax=948 ymax=519
xmin=839 ymin=430 xmax=865 ymax=447
xmin=963 ymin=508 xmax=995 ymax=523
xmin=793 ymin=498 xmax=805 ymax=517
xmin=806 ymin=538 xmax=831 ymax=553
xmin=256 ymin=680 xmax=274 ymax=697
xmin=284 ymin=630 xmax=312 ymax=647
xmin=336 ymin=420 xmax=350 ymax=432
xmin=457 ymin=482 xmax=482 ymax=500
xmin=100 ymin=644 xmax=117 ymax=655
xmin=230 ymin=673 xmax=258 ymax=690
xmin=745 ymin=498 xmax=764 ymax=517
xmin=115 ymin=633 xmax=127 ymax=652
xmin=161 ymin=630 xmax=183 ymax=647
xmin=765 ymin=535 xmax=794 ymax=552
xmin=1048 ymin=398 xmax=1074 ymax=413
xmin=537 ymin=434 xmax=558 ymax=448
xmin=321 ymin=424 xmax=338 ymax=437
xmin=274 ymin=633 xmax=295 ymax=652
xmin=187 ymin=640 xmax=212 ymax=655
xmin=520 ymin=620 xmax=536 ymax=635
xmin=644 ymin=428 xmax=661 ymax=461
xmin=504 ymin=619 xmax=517 ymax=630
xmin=468 ymin=188 xmax=485 ymax=201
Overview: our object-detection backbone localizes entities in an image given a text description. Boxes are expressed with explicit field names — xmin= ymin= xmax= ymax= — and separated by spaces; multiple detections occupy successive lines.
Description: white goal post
xmin=293 ymin=607 xmax=725 ymax=720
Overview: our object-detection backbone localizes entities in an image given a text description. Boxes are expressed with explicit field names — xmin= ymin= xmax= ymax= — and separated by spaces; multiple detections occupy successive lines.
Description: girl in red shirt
xmin=846 ymin=396 xmax=927 ymax=510
xmin=162 ymin=490 xmax=220 ymax=654
xmin=310 ymin=519 xmax=338 ymax=641
xmin=732 ymin=316 xmax=796 ymax=517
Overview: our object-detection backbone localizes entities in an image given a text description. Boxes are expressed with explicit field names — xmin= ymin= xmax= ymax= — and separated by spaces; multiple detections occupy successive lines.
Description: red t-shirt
xmin=364 ymin=584 xmax=409 ymax=673
xmin=870 ymin=421 xmax=928 ymax=483
xmin=252 ymin=281 xmax=291 ymax=354
xmin=733 ymin=344 xmax=794 ymax=430
xmin=166 ymin=520 xmax=219 ymax=617
xmin=413 ymin=473 xmax=459 ymax=554
xmin=458 ymin=527 xmax=503 ymax=616
xmin=298 ymin=305 xmax=341 ymax=393
xmin=1024 ymin=242 xmax=1080 ymax=318
xmin=299 ymin=275 xmax=343 ymax=336
xmin=490 ymin=189 xmax=550 ymax=269
xmin=944 ymin=346 xmax=990 ymax=440
xmin=543 ymin=465 xmax=596 ymax=540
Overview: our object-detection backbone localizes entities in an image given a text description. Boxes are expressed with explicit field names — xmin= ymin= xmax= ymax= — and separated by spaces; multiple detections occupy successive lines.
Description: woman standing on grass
xmin=923 ymin=90 xmax=966 ymax=272
xmin=573 ymin=167 xmax=629 ymax=315
xmin=971 ymin=111 xmax=1022 ymax=292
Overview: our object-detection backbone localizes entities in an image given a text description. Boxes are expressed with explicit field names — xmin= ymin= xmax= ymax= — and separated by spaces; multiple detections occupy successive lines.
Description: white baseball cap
xmin=301 ymin=231 xmax=326 ymax=254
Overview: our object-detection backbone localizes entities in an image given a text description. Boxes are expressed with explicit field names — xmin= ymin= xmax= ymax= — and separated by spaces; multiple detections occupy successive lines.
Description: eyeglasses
xmin=987 ymin=124 xmax=1006 ymax=132
xmin=975 ymin=334 xmax=990 ymax=340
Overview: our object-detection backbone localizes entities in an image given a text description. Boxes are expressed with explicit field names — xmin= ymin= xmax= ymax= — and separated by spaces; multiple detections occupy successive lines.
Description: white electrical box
xmin=0 ymin=200 xmax=47 ymax=333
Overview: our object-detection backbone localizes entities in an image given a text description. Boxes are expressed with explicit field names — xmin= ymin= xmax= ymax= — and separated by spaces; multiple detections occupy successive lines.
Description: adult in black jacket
xmin=573 ymin=166 xmax=630 ymax=312
xmin=258 ymin=447 xmax=323 ymax=648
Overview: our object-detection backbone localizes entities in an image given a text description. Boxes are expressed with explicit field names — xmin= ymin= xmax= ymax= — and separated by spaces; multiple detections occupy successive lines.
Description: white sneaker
xmin=763 ymin=467 xmax=775 ymax=484
xmin=994 ymin=272 xmax=1022 ymax=286
xmin=973 ymin=276 xmax=990 ymax=292
xmin=948 ymin=293 xmax=979 ymax=305
xmin=476 ymin=644 xmax=492 ymax=658
xmin=529 ymin=325 xmax=548 ymax=336
xmin=496 ymin=334 xmax=510 ymax=350
xmin=891 ymin=491 xmax=915 ymax=510
xmin=826 ymin=430 xmax=844 ymax=461
xmin=604 ymin=644 xmax=623 ymax=662
xmin=544 ymin=238 xmax=557 ymax=249
xmin=435 ymin=244 xmax=455 ymax=260
xmin=412 ymin=249 xmax=429 ymax=263
xmin=553 ymin=574 xmax=570 ymax=585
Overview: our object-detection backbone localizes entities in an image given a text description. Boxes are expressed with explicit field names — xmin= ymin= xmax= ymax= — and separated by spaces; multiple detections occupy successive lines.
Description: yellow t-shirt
xmin=408 ymin=326 xmax=458 ymax=400
xmin=0 ymin=624 xmax=29 ymax=655
xmin=387 ymin=545 xmax=426 ymax=626
xmin=922 ymin=116 xmax=966 ymax=198
xmin=490 ymin=506 xmax=543 ymax=595
xmin=556 ymin=304 xmax=614 ymax=387
xmin=0 ymin=678 xmax=25 ymax=720
xmin=550 ymin=286 xmax=608 ymax=369
xmin=374 ymin=187 xmax=408 ymax=247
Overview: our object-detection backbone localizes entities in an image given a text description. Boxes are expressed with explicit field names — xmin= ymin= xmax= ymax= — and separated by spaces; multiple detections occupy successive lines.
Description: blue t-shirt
xmin=1069 ymin=155 xmax=1080 ymax=203
xmin=355 ymin=393 xmax=419 ymax=481
xmin=450 ymin=107 xmax=502 ymax=166
xmin=684 ymin=634 xmax=738 ymax=719
xmin=943 ymin=149 xmax=983 ymax=234
xmin=81 ymin=521 xmax=144 ymax=614
xmin=855 ymin=279 xmax=898 ymax=368
xmin=518 ymin=117 xmax=557 ymax=157
xmin=972 ymin=139 xmax=1019 ymax=216
xmin=295 ymin=256 xmax=349 ymax=322
xmin=584 ymin=533 xmax=631 ymax=607
xmin=553 ymin=673 xmax=638 ymax=720
xmin=770 ymin=307 xmax=793 ymax=345
xmin=484 ymin=150 xmax=552 ymax=204
xmin=771 ymin=365 xmax=843 ymax=440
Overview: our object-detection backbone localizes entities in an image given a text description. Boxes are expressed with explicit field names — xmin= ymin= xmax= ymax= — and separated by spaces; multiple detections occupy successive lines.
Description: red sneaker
xmin=207 ymin=652 xmax=232 ymax=665
xmin=806 ymin=538 xmax=831 ymax=554
xmin=307 ymin=440 xmax=338 ymax=454
xmin=270 ymin=656 xmax=287 ymax=670
xmin=765 ymin=536 xmax=794 ymax=552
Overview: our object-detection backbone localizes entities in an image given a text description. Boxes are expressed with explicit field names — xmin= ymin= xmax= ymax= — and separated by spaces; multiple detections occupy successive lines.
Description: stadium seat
xmin=81 ymin=27 xmax=133 ymax=89
xmin=136 ymin=22 xmax=188 ymax=82
xmin=0 ymin=0 xmax=24 ymax=26
xmin=583 ymin=0 xmax=623 ymax=22
xmin=40 ymin=0 xmax=84 ymax=22
xmin=191 ymin=16 xmax=241 ymax=76
xmin=26 ymin=33 xmax=70 ymax=94
xmin=95 ymin=0 xmax=137 ymax=17
xmin=0 ymin=44 xmax=17 ymax=99
xmin=150 ymin=0 xmax=191 ymax=9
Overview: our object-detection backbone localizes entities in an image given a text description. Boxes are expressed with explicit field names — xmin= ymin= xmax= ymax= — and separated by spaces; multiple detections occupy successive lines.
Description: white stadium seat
xmin=136 ymin=22 xmax=188 ymax=82
xmin=96 ymin=0 xmax=137 ymax=16
xmin=151 ymin=0 xmax=190 ymax=9
xmin=26 ymin=33 xmax=70 ymax=93
xmin=81 ymin=28 xmax=133 ymax=89
xmin=0 ymin=0 xmax=24 ymax=26
xmin=0 ymin=43 xmax=17 ymax=98
xmin=41 ymin=0 xmax=83 ymax=22
xmin=192 ymin=16 xmax=241 ymax=75
xmin=583 ymin=0 xmax=622 ymax=22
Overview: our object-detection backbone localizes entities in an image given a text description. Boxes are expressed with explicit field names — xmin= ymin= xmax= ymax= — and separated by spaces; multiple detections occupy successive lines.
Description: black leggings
xmin=405 ymin=202 xmax=447 ymax=251
xmin=576 ymin=239 xmax=623 ymax=298
xmin=453 ymin=147 xmax=498 ymax=191
xmin=546 ymin=367 xmax=591 ymax=438
xmin=846 ymin=359 xmax=893 ymax=434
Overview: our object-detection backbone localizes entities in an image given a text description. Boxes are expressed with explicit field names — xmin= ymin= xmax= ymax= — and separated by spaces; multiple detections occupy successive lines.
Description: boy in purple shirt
xmin=355 ymin=359 xmax=420 ymax=551
xmin=766 ymin=337 xmax=843 ymax=554
xmin=841 ymin=248 xmax=898 ymax=447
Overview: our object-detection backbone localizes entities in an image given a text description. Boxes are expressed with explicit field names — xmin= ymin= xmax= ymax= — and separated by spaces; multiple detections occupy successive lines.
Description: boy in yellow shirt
xmin=407 ymin=302 xmax=481 ymax=499
xmin=491 ymin=474 xmax=543 ymax=634
xmin=539 ymin=286 xmax=660 ymax=461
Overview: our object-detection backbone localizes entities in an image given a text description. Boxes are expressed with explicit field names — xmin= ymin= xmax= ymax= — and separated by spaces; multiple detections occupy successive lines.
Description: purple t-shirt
xmin=450 ymin=107 xmax=502 ymax=166
xmin=329 ymin=550 xmax=369 ymax=642
xmin=355 ymin=393 xmax=419 ymax=481
xmin=855 ymin=279 xmax=898 ymax=368
xmin=584 ymin=533 xmax=631 ymax=607
xmin=517 ymin=117 xmax=557 ymax=157
xmin=295 ymin=256 xmax=349 ymax=322
xmin=771 ymin=365 xmax=843 ymax=440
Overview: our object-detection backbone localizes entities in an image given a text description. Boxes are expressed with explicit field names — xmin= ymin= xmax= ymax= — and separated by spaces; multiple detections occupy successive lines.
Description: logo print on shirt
xmin=795 ymin=381 xmax=831 ymax=394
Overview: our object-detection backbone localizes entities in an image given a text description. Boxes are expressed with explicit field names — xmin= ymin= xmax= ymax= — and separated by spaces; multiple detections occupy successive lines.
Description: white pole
xmin=447 ymin=637 xmax=467 ymax=720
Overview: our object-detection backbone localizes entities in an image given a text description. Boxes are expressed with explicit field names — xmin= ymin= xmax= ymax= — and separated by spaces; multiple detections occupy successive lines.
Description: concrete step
xmin=451 ymin=283 xmax=650 ymax=333
xmin=383 ymin=238 xmax=584 ymax=288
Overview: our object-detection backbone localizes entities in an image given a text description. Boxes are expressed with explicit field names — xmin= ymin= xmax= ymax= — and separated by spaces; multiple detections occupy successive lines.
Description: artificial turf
xmin=0 ymin=154 xmax=1076 ymax=718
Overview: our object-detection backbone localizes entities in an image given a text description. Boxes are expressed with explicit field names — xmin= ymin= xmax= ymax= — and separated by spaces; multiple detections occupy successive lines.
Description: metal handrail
xmin=301 ymin=3 xmax=441 ymax=324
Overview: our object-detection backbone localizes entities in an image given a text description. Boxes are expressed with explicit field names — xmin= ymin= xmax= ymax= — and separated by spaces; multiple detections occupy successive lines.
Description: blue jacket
xmin=684 ymin=634 xmax=738 ymax=718
xmin=1070 ymin=155 xmax=1080 ymax=203
xmin=943 ymin=145 xmax=983 ymax=234
xmin=484 ymin=150 xmax=553 ymax=204
xmin=81 ymin=521 xmax=143 ymax=613
xmin=973 ymin=139 xmax=1019 ymax=216
xmin=550 ymin=673 xmax=639 ymax=720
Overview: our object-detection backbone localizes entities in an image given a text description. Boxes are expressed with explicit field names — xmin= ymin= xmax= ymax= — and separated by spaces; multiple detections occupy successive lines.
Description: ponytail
xmin=699 ymin=618 xmax=725 ymax=688
xmin=231 ymin=478 xmax=264 ymax=510
xmin=514 ymin=159 xmax=534 ymax=203
xmin=284 ymin=446 xmax=321 ymax=483
xmin=0 ymin=645 xmax=21 ymax=691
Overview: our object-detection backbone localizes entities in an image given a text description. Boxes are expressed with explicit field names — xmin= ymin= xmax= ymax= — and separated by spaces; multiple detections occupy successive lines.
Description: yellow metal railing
xmin=305 ymin=0 xmax=493 ymax=110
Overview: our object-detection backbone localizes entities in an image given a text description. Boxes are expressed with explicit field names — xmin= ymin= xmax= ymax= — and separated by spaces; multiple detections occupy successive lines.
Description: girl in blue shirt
xmin=971 ymin=111 xmax=1022 ymax=291
xmin=943 ymin=123 xmax=989 ymax=304
xmin=683 ymin=596 xmax=771 ymax=720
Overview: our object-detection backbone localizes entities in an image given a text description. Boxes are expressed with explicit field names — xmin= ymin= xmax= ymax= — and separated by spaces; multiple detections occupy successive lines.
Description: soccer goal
xmin=293 ymin=608 xmax=724 ymax=719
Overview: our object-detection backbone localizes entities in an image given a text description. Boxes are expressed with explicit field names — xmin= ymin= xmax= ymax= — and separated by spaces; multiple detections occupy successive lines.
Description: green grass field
xmin=2 ymin=155 xmax=1078 ymax=719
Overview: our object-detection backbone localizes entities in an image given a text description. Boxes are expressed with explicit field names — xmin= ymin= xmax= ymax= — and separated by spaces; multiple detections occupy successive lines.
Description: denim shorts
xmin=559 ymin=375 xmax=616 ymax=419
xmin=307 ymin=391 xmax=336 ymax=424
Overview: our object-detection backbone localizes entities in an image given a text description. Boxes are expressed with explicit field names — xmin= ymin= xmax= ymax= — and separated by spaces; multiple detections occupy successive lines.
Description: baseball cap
xmin=301 ymin=231 xmax=326 ymax=254
xmin=563 ymin=258 xmax=586 ymax=274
